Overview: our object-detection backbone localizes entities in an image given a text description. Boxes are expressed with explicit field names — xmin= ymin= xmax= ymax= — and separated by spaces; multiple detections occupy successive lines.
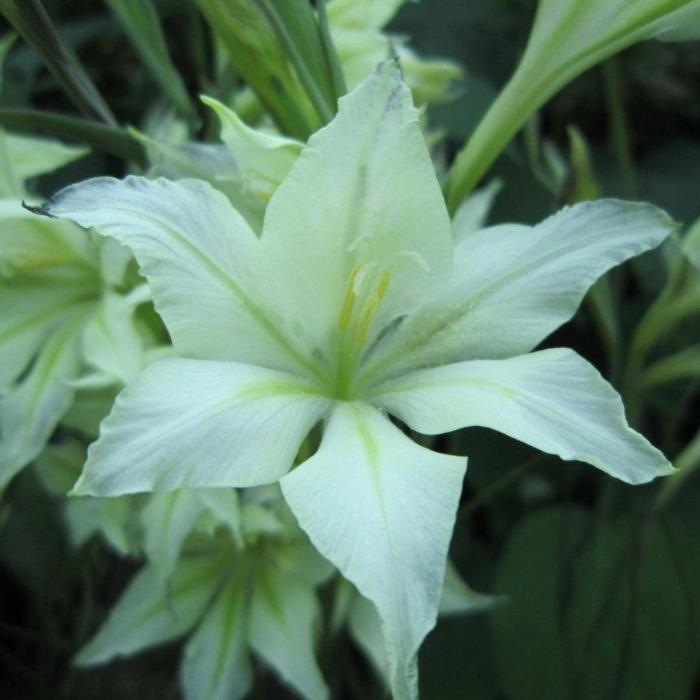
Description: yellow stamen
xmin=338 ymin=263 xmax=363 ymax=331
xmin=356 ymin=271 xmax=391 ymax=345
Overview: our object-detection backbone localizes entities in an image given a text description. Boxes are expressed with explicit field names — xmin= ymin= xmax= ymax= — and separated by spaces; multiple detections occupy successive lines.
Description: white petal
xmin=142 ymin=490 xmax=205 ymax=583
xmin=249 ymin=569 xmax=328 ymax=700
xmin=451 ymin=180 xmax=501 ymax=243
xmin=180 ymin=573 xmax=252 ymax=700
xmin=203 ymin=96 xmax=302 ymax=197
xmin=439 ymin=561 xmax=502 ymax=616
xmin=281 ymin=402 xmax=466 ymax=700
xmin=373 ymin=348 xmax=673 ymax=485
xmin=76 ymin=557 xmax=223 ymax=665
xmin=73 ymin=357 xmax=331 ymax=496
xmin=347 ymin=562 xmax=498 ymax=687
xmin=260 ymin=61 xmax=452 ymax=352
xmin=82 ymin=292 xmax=143 ymax=384
xmin=364 ymin=200 xmax=675 ymax=378
xmin=4 ymin=133 xmax=87 ymax=187
xmin=0 ymin=281 xmax=91 ymax=388
xmin=41 ymin=176 xmax=318 ymax=378
xmin=0 ymin=200 xmax=95 ymax=273
xmin=194 ymin=488 xmax=243 ymax=547
xmin=0 ymin=311 xmax=86 ymax=488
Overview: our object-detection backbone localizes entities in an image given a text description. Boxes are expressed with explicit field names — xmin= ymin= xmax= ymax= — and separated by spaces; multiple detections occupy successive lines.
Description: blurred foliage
xmin=1 ymin=0 xmax=700 ymax=699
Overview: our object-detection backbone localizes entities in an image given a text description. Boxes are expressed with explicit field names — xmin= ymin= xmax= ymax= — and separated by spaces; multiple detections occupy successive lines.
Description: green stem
xmin=622 ymin=257 xmax=696 ymax=423
xmin=444 ymin=0 xmax=691 ymax=213
xmin=602 ymin=58 xmax=636 ymax=196
xmin=445 ymin=67 xmax=544 ymax=213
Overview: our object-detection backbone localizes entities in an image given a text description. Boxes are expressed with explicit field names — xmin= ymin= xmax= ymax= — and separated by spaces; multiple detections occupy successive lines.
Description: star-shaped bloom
xmin=77 ymin=486 xmax=333 ymax=700
xmin=38 ymin=63 xmax=674 ymax=699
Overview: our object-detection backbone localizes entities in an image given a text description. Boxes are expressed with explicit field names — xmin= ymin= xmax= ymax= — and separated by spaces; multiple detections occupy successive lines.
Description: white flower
xmin=38 ymin=63 xmax=674 ymax=699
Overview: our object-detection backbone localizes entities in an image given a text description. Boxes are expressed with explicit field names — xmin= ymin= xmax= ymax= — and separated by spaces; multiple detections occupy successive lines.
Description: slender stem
xmin=445 ymin=67 xmax=543 ymax=213
xmin=602 ymin=58 xmax=636 ymax=196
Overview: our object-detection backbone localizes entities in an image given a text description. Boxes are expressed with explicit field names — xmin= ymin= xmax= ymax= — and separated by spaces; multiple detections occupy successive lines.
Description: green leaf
xmin=0 ymin=0 xmax=116 ymax=125
xmin=105 ymin=0 xmax=195 ymax=117
xmin=76 ymin=556 xmax=224 ymax=665
xmin=490 ymin=506 xmax=697 ymax=699
xmin=281 ymin=402 xmax=467 ymax=700
xmin=0 ymin=109 xmax=146 ymax=164
xmin=373 ymin=347 xmax=672 ymax=485
xmin=0 ymin=31 xmax=17 ymax=95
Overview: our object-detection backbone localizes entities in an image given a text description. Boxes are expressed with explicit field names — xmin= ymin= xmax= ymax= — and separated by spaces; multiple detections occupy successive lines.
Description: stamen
xmin=338 ymin=262 xmax=363 ymax=331
xmin=356 ymin=271 xmax=391 ymax=345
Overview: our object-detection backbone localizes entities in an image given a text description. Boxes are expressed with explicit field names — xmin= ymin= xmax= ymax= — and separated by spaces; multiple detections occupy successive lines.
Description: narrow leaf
xmin=105 ymin=0 xmax=195 ymax=118
xmin=0 ymin=109 xmax=146 ymax=164
xmin=0 ymin=0 xmax=116 ymax=125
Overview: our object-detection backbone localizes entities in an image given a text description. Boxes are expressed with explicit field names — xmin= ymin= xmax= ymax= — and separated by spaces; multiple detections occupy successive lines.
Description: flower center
xmin=332 ymin=262 xmax=391 ymax=399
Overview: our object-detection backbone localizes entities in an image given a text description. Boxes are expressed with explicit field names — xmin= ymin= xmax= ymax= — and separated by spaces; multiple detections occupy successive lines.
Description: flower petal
xmin=181 ymin=572 xmax=253 ymax=700
xmin=0 ymin=310 xmax=86 ymax=488
xmin=260 ymin=61 xmax=452 ymax=352
xmin=141 ymin=490 xmax=206 ymax=584
xmin=4 ymin=133 xmax=87 ymax=189
xmin=0 ymin=280 xmax=91 ymax=388
xmin=73 ymin=357 xmax=331 ymax=496
xmin=40 ymin=176 xmax=317 ymax=378
xmin=81 ymin=292 xmax=143 ymax=384
xmin=364 ymin=200 xmax=675 ymax=378
xmin=202 ymin=96 xmax=302 ymax=196
xmin=372 ymin=348 xmax=672 ymax=485
xmin=281 ymin=402 xmax=466 ymax=700
xmin=75 ymin=557 xmax=223 ymax=665
xmin=249 ymin=568 xmax=329 ymax=700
